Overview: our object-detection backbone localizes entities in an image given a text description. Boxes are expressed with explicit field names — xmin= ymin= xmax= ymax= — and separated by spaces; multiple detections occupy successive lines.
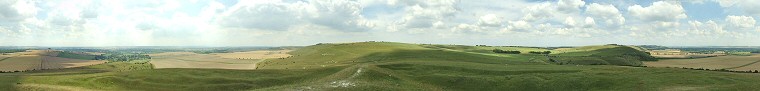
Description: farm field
xmin=149 ymin=52 xmax=260 ymax=69
xmin=40 ymin=56 xmax=106 ymax=69
xmin=644 ymin=54 xmax=760 ymax=71
xmin=211 ymin=50 xmax=292 ymax=59
xmin=0 ymin=50 xmax=106 ymax=72
xmin=0 ymin=55 xmax=42 ymax=72
xmin=649 ymin=54 xmax=723 ymax=59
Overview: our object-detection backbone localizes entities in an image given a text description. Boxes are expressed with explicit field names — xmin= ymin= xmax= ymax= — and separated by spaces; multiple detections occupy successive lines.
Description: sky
xmin=1 ymin=0 xmax=760 ymax=47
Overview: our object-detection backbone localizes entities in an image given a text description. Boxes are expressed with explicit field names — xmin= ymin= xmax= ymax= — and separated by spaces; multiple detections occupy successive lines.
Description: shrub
xmin=528 ymin=51 xmax=551 ymax=54
xmin=492 ymin=49 xmax=521 ymax=54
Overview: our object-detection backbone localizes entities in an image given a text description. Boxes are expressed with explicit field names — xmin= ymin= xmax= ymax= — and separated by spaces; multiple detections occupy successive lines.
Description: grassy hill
xmin=550 ymin=45 xmax=657 ymax=66
xmin=1 ymin=42 xmax=759 ymax=90
xmin=257 ymin=42 xmax=545 ymax=69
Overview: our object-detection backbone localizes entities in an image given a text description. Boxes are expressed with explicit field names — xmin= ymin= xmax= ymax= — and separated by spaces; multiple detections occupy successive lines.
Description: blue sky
xmin=1 ymin=0 xmax=759 ymax=46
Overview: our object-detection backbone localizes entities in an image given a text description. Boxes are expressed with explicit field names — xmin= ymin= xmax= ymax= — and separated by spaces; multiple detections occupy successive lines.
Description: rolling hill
xmin=550 ymin=45 xmax=657 ymax=66
xmin=1 ymin=42 xmax=759 ymax=91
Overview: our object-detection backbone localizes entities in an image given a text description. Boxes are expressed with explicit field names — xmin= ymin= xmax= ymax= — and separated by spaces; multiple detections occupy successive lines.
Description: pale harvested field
xmin=732 ymin=60 xmax=760 ymax=71
xmin=150 ymin=52 xmax=260 ymax=69
xmin=212 ymin=50 xmax=292 ymax=59
xmin=0 ymin=50 xmax=105 ymax=72
xmin=41 ymin=56 xmax=106 ymax=69
xmin=644 ymin=54 xmax=760 ymax=70
xmin=651 ymin=54 xmax=724 ymax=59
xmin=0 ymin=55 xmax=42 ymax=72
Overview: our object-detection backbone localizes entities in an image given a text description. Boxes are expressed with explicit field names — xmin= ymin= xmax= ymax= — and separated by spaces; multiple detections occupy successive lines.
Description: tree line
xmin=493 ymin=49 xmax=552 ymax=54
xmin=95 ymin=53 xmax=151 ymax=62
xmin=493 ymin=49 xmax=521 ymax=54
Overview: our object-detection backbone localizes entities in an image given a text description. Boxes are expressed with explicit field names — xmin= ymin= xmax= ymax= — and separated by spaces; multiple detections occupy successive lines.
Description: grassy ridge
xmin=2 ymin=42 xmax=760 ymax=90
xmin=551 ymin=45 xmax=657 ymax=66
xmin=4 ymin=62 xmax=343 ymax=91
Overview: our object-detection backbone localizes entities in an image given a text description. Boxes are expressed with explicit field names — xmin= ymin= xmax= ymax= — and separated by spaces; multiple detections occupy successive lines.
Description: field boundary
xmin=725 ymin=60 xmax=760 ymax=69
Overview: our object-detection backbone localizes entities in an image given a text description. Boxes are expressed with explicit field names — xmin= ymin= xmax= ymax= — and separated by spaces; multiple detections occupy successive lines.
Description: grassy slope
xmin=1 ymin=62 xmax=344 ymax=91
xmin=255 ymin=42 xmax=759 ymax=90
xmin=1 ymin=42 xmax=759 ymax=90
xmin=551 ymin=45 xmax=657 ymax=66
xmin=56 ymin=52 xmax=97 ymax=60
xmin=423 ymin=44 xmax=656 ymax=66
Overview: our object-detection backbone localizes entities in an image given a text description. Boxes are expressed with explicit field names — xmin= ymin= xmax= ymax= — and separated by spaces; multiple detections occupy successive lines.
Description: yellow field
xmin=150 ymin=52 xmax=260 ymax=69
xmin=644 ymin=54 xmax=760 ymax=71
xmin=0 ymin=55 xmax=42 ymax=72
xmin=211 ymin=50 xmax=292 ymax=59
xmin=650 ymin=54 xmax=724 ymax=59
xmin=0 ymin=50 xmax=105 ymax=72
xmin=41 ymin=56 xmax=106 ymax=69
xmin=733 ymin=60 xmax=760 ymax=71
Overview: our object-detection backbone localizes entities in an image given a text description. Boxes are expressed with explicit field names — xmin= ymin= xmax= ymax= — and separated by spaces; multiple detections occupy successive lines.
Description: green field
xmin=56 ymin=52 xmax=98 ymax=60
xmin=2 ymin=42 xmax=760 ymax=90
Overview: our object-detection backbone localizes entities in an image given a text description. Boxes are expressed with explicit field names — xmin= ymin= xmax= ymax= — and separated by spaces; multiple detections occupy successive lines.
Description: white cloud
xmin=586 ymin=3 xmax=624 ymax=26
xmin=2 ymin=0 xmax=760 ymax=46
xmin=218 ymin=0 xmax=373 ymax=32
xmin=725 ymin=15 xmax=756 ymax=30
xmin=0 ymin=0 xmax=37 ymax=22
xmin=394 ymin=0 xmax=457 ymax=29
xmin=718 ymin=0 xmax=760 ymax=16
xmin=504 ymin=20 xmax=532 ymax=32
xmin=521 ymin=2 xmax=554 ymax=21
xmin=627 ymin=1 xmax=686 ymax=22
xmin=556 ymin=0 xmax=585 ymax=13
xmin=477 ymin=14 xmax=502 ymax=27
xmin=688 ymin=20 xmax=724 ymax=35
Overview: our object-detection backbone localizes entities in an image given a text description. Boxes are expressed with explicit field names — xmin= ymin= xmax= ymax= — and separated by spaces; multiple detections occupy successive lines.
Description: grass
xmin=550 ymin=46 xmax=657 ymax=66
xmin=2 ymin=42 xmax=760 ymax=90
xmin=729 ymin=52 xmax=753 ymax=56
xmin=56 ymin=52 xmax=97 ymax=60
xmin=0 ymin=49 xmax=26 ymax=53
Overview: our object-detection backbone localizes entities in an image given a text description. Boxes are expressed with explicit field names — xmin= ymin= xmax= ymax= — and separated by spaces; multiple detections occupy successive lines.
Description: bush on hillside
xmin=493 ymin=49 xmax=521 ymax=54
xmin=528 ymin=51 xmax=551 ymax=54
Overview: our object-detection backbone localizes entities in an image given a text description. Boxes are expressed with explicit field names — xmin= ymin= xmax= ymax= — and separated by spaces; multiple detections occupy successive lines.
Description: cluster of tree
xmin=492 ymin=49 xmax=521 ymax=54
xmin=95 ymin=53 xmax=151 ymax=62
xmin=0 ymin=49 xmax=26 ymax=53
xmin=528 ymin=51 xmax=551 ymax=54
xmin=192 ymin=49 xmax=230 ymax=54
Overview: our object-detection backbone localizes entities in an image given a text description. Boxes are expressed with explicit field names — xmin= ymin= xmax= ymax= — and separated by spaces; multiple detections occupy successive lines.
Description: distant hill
xmin=260 ymin=42 xmax=656 ymax=68
xmin=257 ymin=42 xmax=544 ymax=69
xmin=551 ymin=45 xmax=657 ymax=66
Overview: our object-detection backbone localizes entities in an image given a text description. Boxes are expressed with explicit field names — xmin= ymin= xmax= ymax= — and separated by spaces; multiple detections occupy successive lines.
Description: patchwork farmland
xmin=644 ymin=54 xmax=760 ymax=71
xmin=0 ymin=50 xmax=105 ymax=72
xmin=149 ymin=50 xmax=291 ymax=69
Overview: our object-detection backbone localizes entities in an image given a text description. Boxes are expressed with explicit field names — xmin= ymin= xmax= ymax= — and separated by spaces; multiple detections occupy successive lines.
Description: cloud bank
xmin=1 ymin=0 xmax=759 ymax=46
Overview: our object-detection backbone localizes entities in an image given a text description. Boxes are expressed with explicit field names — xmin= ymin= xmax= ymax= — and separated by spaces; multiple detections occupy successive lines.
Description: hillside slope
xmin=551 ymin=45 xmax=657 ymax=66
xmin=3 ymin=42 xmax=759 ymax=91
xmin=257 ymin=42 xmax=546 ymax=69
